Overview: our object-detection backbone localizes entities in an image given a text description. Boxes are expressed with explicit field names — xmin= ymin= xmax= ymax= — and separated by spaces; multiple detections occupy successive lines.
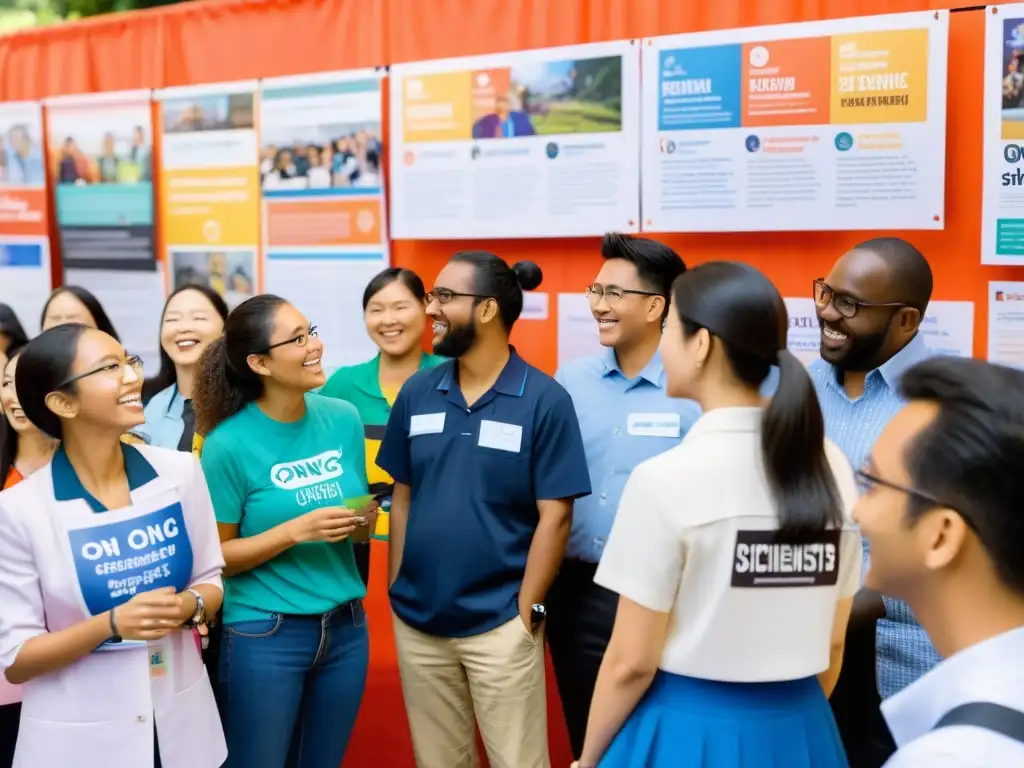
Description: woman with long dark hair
xmin=194 ymin=294 xmax=375 ymax=768
xmin=319 ymin=267 xmax=444 ymax=585
xmin=0 ymin=323 xmax=225 ymax=767
xmin=0 ymin=304 xmax=29 ymax=369
xmin=574 ymin=262 xmax=860 ymax=768
xmin=40 ymin=286 xmax=119 ymax=340
xmin=142 ymin=285 xmax=228 ymax=449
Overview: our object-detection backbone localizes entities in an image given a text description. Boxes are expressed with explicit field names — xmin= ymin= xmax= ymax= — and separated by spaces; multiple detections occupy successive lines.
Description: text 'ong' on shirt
xmin=199 ymin=393 xmax=369 ymax=624
xmin=376 ymin=348 xmax=592 ymax=638
xmin=808 ymin=333 xmax=941 ymax=698
xmin=319 ymin=353 xmax=445 ymax=538
xmin=555 ymin=348 xmax=701 ymax=563
xmin=595 ymin=407 xmax=863 ymax=683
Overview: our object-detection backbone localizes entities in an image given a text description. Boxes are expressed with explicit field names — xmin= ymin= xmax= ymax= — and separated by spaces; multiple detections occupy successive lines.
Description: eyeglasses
xmin=854 ymin=467 xmax=975 ymax=531
xmin=56 ymin=354 xmax=144 ymax=390
xmin=585 ymin=284 xmax=661 ymax=303
xmin=813 ymin=279 xmax=905 ymax=319
xmin=426 ymin=288 xmax=494 ymax=305
xmin=259 ymin=325 xmax=318 ymax=354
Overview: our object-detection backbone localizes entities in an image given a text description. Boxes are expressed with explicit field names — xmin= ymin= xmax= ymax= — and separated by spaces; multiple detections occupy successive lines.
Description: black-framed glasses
xmin=854 ymin=467 xmax=974 ymax=530
xmin=814 ymin=279 xmax=905 ymax=319
xmin=259 ymin=324 xmax=318 ymax=354
xmin=56 ymin=354 xmax=144 ymax=389
xmin=426 ymin=288 xmax=495 ymax=305
xmin=585 ymin=284 xmax=661 ymax=303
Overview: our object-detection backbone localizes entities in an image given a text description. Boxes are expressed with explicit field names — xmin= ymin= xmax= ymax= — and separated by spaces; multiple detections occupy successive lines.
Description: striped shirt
xmin=808 ymin=334 xmax=942 ymax=698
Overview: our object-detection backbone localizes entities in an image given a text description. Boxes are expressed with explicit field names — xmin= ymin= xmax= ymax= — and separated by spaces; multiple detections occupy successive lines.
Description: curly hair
xmin=192 ymin=295 xmax=285 ymax=437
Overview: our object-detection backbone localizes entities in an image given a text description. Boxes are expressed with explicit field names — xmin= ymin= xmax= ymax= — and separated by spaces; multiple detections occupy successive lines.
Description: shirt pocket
xmin=476 ymin=445 xmax=532 ymax=507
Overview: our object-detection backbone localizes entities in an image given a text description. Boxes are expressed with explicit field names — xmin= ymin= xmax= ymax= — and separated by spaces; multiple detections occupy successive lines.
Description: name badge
xmin=478 ymin=420 xmax=523 ymax=453
xmin=627 ymin=412 xmax=681 ymax=438
xmin=410 ymin=412 xmax=446 ymax=437
xmin=731 ymin=530 xmax=841 ymax=588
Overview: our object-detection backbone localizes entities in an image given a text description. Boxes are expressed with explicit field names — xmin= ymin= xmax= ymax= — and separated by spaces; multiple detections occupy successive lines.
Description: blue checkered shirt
xmin=808 ymin=334 xmax=942 ymax=699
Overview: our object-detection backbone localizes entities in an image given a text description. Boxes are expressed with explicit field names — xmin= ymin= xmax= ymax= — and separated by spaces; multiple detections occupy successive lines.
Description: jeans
xmin=218 ymin=600 xmax=369 ymax=768
xmin=0 ymin=703 xmax=20 ymax=768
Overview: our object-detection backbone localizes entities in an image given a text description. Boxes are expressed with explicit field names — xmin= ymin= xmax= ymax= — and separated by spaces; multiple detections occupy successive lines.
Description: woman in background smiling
xmin=142 ymin=285 xmax=228 ymax=451
xmin=319 ymin=267 xmax=443 ymax=585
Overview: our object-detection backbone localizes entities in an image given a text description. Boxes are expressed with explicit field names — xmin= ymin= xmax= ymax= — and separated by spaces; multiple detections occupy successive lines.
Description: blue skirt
xmin=600 ymin=672 xmax=849 ymax=768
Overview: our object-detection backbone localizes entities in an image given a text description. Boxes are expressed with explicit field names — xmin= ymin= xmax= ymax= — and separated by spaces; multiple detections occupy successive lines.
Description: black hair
xmin=900 ymin=357 xmax=1024 ymax=592
xmin=361 ymin=267 xmax=426 ymax=310
xmin=852 ymin=237 xmax=933 ymax=314
xmin=450 ymin=251 xmax=543 ymax=329
xmin=142 ymin=284 xmax=229 ymax=404
xmin=193 ymin=294 xmax=287 ymax=436
xmin=0 ymin=348 xmax=24 ymax=484
xmin=0 ymin=303 xmax=29 ymax=353
xmin=14 ymin=323 xmax=91 ymax=440
xmin=601 ymin=232 xmax=686 ymax=319
xmin=672 ymin=262 xmax=841 ymax=536
xmin=41 ymin=286 xmax=120 ymax=341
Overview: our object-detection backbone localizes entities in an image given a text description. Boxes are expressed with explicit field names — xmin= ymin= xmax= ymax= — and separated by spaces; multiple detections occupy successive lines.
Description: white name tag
xmin=409 ymin=412 xmax=446 ymax=437
xmin=478 ymin=420 xmax=523 ymax=453
xmin=627 ymin=412 xmax=681 ymax=438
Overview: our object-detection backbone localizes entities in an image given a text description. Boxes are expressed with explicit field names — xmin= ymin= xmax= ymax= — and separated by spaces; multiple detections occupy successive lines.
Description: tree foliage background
xmin=0 ymin=0 xmax=188 ymax=31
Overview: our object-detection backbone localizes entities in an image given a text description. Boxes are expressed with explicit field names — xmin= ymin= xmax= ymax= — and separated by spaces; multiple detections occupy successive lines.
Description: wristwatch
xmin=182 ymin=589 xmax=206 ymax=629
xmin=108 ymin=607 xmax=123 ymax=644
xmin=530 ymin=603 xmax=546 ymax=630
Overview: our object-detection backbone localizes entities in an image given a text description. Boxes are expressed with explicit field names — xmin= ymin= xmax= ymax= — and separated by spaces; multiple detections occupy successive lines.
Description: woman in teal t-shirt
xmin=194 ymin=294 xmax=376 ymax=768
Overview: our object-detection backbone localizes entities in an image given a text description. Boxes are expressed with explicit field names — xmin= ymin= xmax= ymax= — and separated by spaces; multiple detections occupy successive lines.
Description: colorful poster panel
xmin=0 ymin=100 xmax=50 ymax=334
xmin=155 ymin=80 xmax=260 ymax=298
xmin=390 ymin=40 xmax=641 ymax=239
xmin=982 ymin=7 xmax=1024 ymax=265
xmin=640 ymin=11 xmax=949 ymax=233
xmin=988 ymin=281 xmax=1024 ymax=368
xmin=259 ymin=69 xmax=388 ymax=371
xmin=45 ymin=90 xmax=156 ymax=272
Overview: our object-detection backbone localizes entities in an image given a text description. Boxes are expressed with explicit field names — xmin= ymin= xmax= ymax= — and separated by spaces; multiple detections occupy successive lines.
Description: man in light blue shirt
xmin=809 ymin=237 xmax=940 ymax=768
xmin=547 ymin=232 xmax=699 ymax=759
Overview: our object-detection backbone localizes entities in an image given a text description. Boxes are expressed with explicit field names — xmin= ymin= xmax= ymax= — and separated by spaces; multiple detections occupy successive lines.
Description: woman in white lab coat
xmin=0 ymin=323 xmax=227 ymax=768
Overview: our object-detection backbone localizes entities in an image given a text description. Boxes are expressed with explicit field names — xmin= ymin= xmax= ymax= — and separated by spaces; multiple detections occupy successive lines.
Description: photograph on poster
xmin=1001 ymin=18 xmax=1024 ymax=139
xmin=261 ymin=121 xmax=382 ymax=191
xmin=471 ymin=55 xmax=622 ymax=139
xmin=0 ymin=118 xmax=44 ymax=186
xmin=170 ymin=249 xmax=256 ymax=308
xmin=50 ymin=124 xmax=151 ymax=185
xmin=163 ymin=93 xmax=255 ymax=134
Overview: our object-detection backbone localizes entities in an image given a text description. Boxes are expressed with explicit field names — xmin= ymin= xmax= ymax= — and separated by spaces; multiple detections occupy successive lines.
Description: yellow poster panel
xmin=401 ymin=70 xmax=472 ymax=143
xmin=161 ymin=166 xmax=260 ymax=246
xmin=830 ymin=28 xmax=929 ymax=125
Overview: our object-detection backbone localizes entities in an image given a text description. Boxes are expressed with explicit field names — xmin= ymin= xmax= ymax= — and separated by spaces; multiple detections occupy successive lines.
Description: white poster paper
xmin=982 ymin=6 xmax=1024 ymax=264
xmin=988 ymin=281 xmax=1024 ymax=368
xmin=391 ymin=41 xmax=641 ymax=239
xmin=641 ymin=11 xmax=949 ymax=233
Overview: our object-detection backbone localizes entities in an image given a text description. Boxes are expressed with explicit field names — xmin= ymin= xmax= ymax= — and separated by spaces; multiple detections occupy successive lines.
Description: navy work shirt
xmin=376 ymin=347 xmax=591 ymax=638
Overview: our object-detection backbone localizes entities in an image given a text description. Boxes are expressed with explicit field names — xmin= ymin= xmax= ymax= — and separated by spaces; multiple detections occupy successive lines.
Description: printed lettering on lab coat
xmin=63 ymin=500 xmax=194 ymax=617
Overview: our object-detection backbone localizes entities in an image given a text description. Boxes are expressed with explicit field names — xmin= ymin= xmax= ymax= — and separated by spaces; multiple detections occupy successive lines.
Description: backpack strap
xmin=933 ymin=702 xmax=1024 ymax=745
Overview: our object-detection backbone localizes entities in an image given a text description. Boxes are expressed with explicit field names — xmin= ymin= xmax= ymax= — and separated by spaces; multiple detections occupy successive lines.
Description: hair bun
xmin=512 ymin=261 xmax=543 ymax=291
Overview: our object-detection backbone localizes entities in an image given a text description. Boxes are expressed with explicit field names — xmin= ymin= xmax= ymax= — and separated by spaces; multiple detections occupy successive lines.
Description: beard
xmin=819 ymin=315 xmax=892 ymax=373
xmin=434 ymin=319 xmax=477 ymax=358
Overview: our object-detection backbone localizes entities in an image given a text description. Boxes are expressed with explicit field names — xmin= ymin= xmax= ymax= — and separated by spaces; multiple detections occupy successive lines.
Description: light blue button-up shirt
xmin=808 ymin=333 xmax=941 ymax=698
xmin=556 ymin=348 xmax=701 ymax=564
xmin=140 ymin=384 xmax=186 ymax=450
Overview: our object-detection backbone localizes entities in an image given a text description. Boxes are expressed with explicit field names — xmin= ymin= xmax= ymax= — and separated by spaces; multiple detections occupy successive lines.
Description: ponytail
xmin=762 ymin=349 xmax=842 ymax=536
xmin=192 ymin=336 xmax=261 ymax=437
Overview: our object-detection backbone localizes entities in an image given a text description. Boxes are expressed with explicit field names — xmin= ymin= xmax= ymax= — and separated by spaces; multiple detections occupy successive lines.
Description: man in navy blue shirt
xmin=377 ymin=251 xmax=591 ymax=768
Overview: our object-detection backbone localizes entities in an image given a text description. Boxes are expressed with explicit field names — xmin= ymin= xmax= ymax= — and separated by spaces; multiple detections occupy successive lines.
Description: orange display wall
xmin=0 ymin=0 xmax=1014 ymax=766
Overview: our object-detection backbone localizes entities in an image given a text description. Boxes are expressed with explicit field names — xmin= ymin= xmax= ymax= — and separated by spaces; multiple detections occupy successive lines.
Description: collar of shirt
xmin=821 ymin=333 xmax=930 ymax=400
xmin=352 ymin=352 xmax=445 ymax=401
xmin=51 ymin=443 xmax=159 ymax=512
xmin=436 ymin=346 xmax=528 ymax=403
xmin=882 ymin=625 xmax=1024 ymax=747
xmin=684 ymin=405 xmax=762 ymax=439
xmin=601 ymin=346 xmax=665 ymax=389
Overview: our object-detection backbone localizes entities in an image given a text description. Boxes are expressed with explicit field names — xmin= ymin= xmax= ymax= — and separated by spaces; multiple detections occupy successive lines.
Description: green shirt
xmin=200 ymin=393 xmax=369 ymax=623
xmin=319 ymin=353 xmax=445 ymax=496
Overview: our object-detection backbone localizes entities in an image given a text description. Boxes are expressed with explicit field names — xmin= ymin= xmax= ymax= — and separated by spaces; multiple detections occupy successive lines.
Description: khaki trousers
xmin=393 ymin=613 xmax=549 ymax=768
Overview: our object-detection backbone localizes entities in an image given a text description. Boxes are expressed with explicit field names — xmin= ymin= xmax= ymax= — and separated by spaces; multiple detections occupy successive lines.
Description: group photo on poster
xmin=260 ymin=121 xmax=382 ymax=192
xmin=162 ymin=92 xmax=255 ymax=133
xmin=169 ymin=248 xmax=256 ymax=309
xmin=51 ymin=124 xmax=151 ymax=185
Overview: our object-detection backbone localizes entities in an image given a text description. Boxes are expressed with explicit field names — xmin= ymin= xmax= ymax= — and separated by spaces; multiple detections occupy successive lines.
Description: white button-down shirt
xmin=882 ymin=625 xmax=1024 ymax=766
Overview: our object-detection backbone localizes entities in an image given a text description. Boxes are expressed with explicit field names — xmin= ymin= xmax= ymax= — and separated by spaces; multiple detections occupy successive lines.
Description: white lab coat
xmin=0 ymin=445 xmax=227 ymax=768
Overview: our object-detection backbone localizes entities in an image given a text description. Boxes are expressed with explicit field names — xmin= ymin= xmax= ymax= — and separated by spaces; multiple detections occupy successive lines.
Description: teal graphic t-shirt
xmin=200 ymin=393 xmax=369 ymax=624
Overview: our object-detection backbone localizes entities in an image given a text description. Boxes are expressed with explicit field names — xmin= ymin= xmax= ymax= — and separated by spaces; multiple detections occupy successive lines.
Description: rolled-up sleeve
xmin=183 ymin=456 xmax=225 ymax=592
xmin=0 ymin=499 xmax=46 ymax=670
